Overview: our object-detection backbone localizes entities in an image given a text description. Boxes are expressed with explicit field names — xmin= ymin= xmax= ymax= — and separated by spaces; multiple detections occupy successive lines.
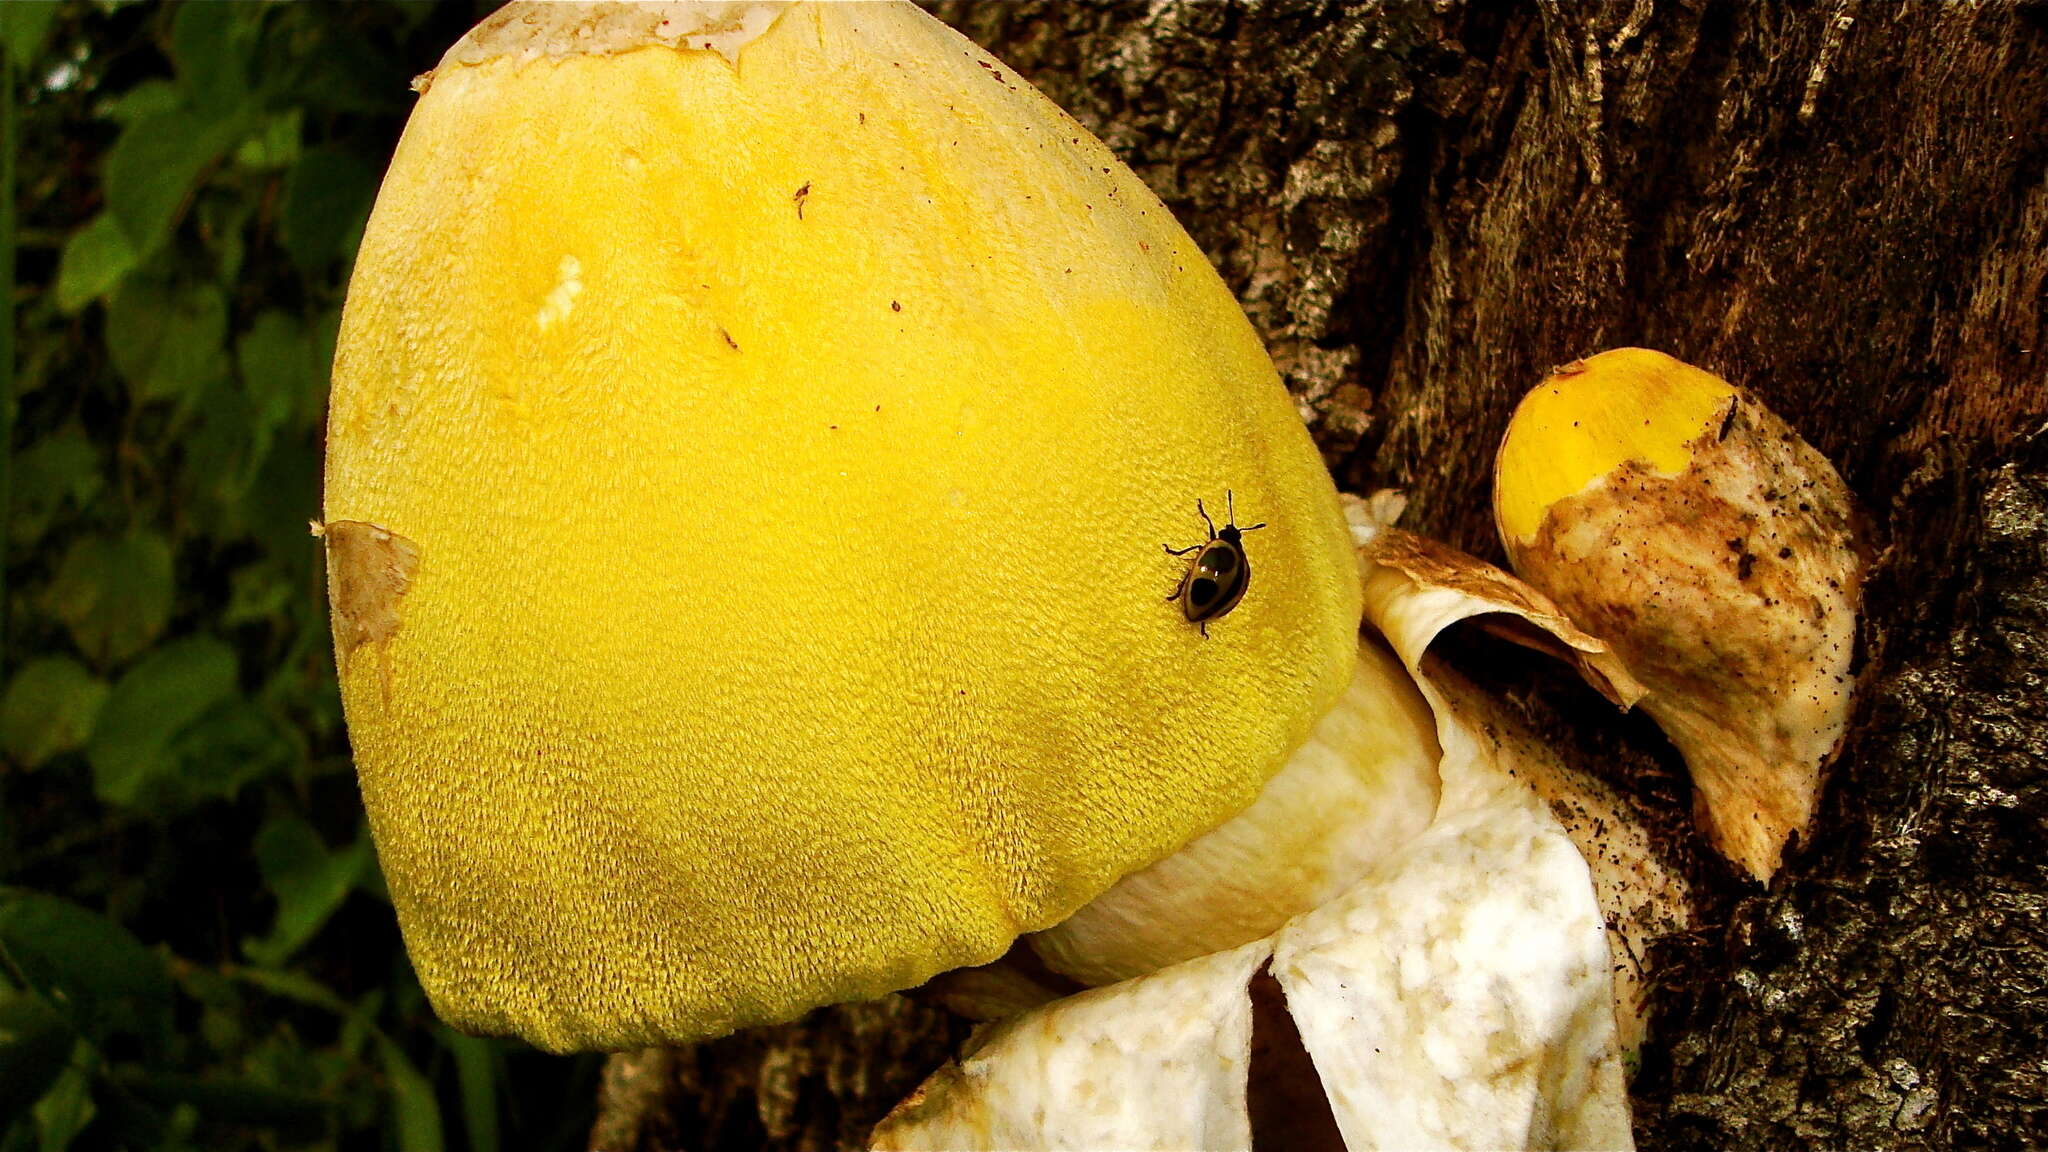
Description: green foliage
xmin=0 ymin=658 xmax=106 ymax=769
xmin=45 ymin=532 xmax=173 ymax=664
xmin=1 ymin=5 xmax=61 ymax=73
xmin=105 ymin=279 xmax=230 ymax=403
xmin=86 ymin=632 xmax=237 ymax=808
xmin=243 ymin=816 xmax=371 ymax=969
xmin=0 ymin=992 xmax=69 ymax=1121
xmin=4 ymin=2 xmax=601 ymax=1148
xmin=9 ymin=433 xmax=100 ymax=546
xmin=51 ymin=216 xmax=130 ymax=314
xmin=0 ymin=891 xmax=171 ymax=1018
xmin=279 ymin=148 xmax=379 ymax=278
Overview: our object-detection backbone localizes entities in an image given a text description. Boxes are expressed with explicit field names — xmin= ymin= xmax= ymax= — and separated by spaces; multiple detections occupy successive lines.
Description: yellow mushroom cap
xmin=323 ymin=0 xmax=1359 ymax=1051
xmin=1491 ymin=348 xmax=1862 ymax=881
xmin=1494 ymin=348 xmax=1737 ymax=546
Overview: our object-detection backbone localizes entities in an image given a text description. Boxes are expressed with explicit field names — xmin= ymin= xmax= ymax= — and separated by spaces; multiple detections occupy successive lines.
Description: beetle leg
xmin=1165 ymin=558 xmax=1198 ymax=604
xmin=1196 ymin=499 xmax=1218 ymax=540
xmin=1163 ymin=542 xmax=1202 ymax=556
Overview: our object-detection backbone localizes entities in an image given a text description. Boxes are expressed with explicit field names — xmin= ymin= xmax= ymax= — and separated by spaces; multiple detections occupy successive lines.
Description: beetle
xmin=1163 ymin=491 xmax=1265 ymax=636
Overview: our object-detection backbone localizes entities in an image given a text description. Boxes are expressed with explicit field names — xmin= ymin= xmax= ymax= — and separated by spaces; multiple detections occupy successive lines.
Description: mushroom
xmin=999 ymin=494 xmax=1693 ymax=1056
xmin=1025 ymin=635 xmax=1443 ymax=988
xmin=1493 ymin=349 xmax=1865 ymax=880
xmin=870 ymin=496 xmax=1660 ymax=1151
xmin=321 ymin=0 xmax=1370 ymax=1052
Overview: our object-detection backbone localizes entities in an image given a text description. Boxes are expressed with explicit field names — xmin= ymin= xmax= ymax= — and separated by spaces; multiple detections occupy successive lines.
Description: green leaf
xmin=311 ymin=306 xmax=343 ymax=384
xmin=113 ymin=1070 xmax=327 ymax=1135
xmin=194 ymin=190 xmax=252 ymax=285
xmin=0 ymin=659 xmax=110 ymax=770
xmin=181 ymin=377 xmax=263 ymax=518
xmin=244 ymin=817 xmax=370 ymax=968
xmin=31 ymin=1044 xmax=94 ymax=1152
xmin=439 ymin=1030 xmax=500 ymax=1152
xmin=105 ymin=80 xmax=178 ymax=125
xmin=236 ymin=309 xmax=316 ymax=472
xmin=238 ymin=425 xmax=323 ymax=547
xmin=0 ymin=2 xmax=61 ymax=71
xmin=105 ymin=280 xmax=230 ymax=402
xmin=222 ymin=561 xmax=292 ymax=628
xmin=228 ymin=966 xmax=351 ymax=1017
xmin=237 ymin=310 xmax=315 ymax=411
xmin=0 ymin=991 xmax=71 ymax=1124
xmin=103 ymin=107 xmax=245 ymax=258
xmin=9 ymin=432 xmax=102 ymax=548
xmin=44 ymin=533 xmax=175 ymax=666
xmin=52 ymin=214 xmax=137 ymax=313
xmin=0 ymin=893 xmax=171 ymax=1034
xmin=157 ymin=1104 xmax=202 ymax=1152
xmin=86 ymin=635 xmax=238 ymax=809
xmin=378 ymin=1038 xmax=444 ymax=1152
xmin=169 ymin=1 xmax=260 ymax=114
xmin=230 ymin=1028 xmax=349 ymax=1111
xmin=276 ymin=28 xmax=415 ymax=116
xmin=172 ymin=963 xmax=250 ymax=1060
xmin=166 ymin=696 xmax=292 ymax=802
xmin=216 ymin=311 xmax=319 ymax=504
xmin=234 ymin=108 xmax=302 ymax=171
xmin=280 ymin=147 xmax=378 ymax=275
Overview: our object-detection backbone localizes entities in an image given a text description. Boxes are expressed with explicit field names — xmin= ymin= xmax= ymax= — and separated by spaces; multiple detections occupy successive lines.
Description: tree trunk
xmin=591 ymin=3 xmax=2048 ymax=1148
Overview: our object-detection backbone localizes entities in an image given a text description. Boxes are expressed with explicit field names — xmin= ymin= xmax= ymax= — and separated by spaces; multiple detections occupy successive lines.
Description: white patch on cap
xmin=437 ymin=2 xmax=796 ymax=73
xmin=537 ymin=255 xmax=583 ymax=332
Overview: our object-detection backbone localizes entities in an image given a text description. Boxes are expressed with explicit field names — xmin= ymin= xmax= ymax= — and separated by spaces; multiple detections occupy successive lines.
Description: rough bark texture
xmin=591 ymin=2 xmax=2048 ymax=1148
xmin=587 ymin=997 xmax=971 ymax=1152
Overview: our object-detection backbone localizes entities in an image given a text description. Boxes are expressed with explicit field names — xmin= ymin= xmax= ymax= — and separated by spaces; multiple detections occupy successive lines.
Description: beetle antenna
xmin=1197 ymin=499 xmax=1217 ymax=539
xmin=1226 ymin=491 xmax=1264 ymax=533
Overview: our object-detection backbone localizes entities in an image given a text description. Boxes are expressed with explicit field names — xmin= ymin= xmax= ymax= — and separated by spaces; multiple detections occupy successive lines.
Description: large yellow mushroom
xmin=322 ymin=0 xmax=1364 ymax=1052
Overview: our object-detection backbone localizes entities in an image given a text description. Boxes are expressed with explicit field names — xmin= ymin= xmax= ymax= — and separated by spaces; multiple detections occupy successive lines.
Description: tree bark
xmin=592 ymin=2 xmax=2048 ymax=1148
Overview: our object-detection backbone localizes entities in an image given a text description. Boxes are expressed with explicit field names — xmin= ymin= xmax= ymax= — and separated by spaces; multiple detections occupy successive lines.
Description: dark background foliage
xmin=1 ymin=3 xmax=603 ymax=1148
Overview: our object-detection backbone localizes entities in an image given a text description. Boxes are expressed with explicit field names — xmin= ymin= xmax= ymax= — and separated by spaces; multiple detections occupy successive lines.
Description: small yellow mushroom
xmin=1494 ymin=348 xmax=1864 ymax=881
xmin=322 ymin=0 xmax=1360 ymax=1051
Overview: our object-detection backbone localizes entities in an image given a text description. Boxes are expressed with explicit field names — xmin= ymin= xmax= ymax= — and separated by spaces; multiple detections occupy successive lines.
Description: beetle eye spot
xmin=1189 ymin=577 xmax=1220 ymax=607
xmin=1204 ymin=547 xmax=1238 ymax=576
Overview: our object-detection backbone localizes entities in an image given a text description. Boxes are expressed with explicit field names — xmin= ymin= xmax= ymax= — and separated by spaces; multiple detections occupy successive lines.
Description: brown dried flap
xmin=314 ymin=519 xmax=422 ymax=660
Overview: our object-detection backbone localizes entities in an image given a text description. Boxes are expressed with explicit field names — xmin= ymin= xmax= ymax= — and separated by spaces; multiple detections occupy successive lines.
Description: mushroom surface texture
xmin=1493 ymin=348 xmax=1864 ymax=881
xmin=321 ymin=0 xmax=1360 ymax=1051
xmin=1027 ymin=636 xmax=1443 ymax=988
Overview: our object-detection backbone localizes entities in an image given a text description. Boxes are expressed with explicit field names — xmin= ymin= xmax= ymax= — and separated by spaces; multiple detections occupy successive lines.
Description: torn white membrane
xmin=1351 ymin=492 xmax=1693 ymax=1052
xmin=876 ymin=790 xmax=1630 ymax=1149
xmin=873 ymin=941 xmax=1270 ymax=1150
